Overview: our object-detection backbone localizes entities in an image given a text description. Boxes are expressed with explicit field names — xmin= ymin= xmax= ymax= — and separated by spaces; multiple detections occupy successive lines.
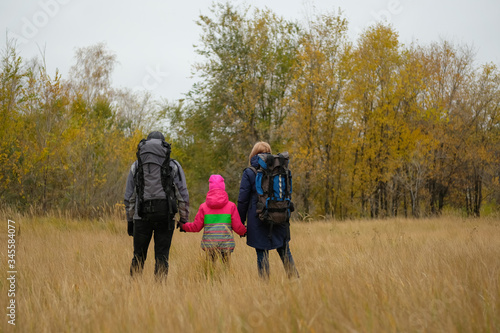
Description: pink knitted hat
xmin=209 ymin=174 xmax=225 ymax=191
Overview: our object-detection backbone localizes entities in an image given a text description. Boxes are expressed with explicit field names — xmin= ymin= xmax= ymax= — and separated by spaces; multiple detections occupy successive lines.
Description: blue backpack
xmin=250 ymin=152 xmax=294 ymax=232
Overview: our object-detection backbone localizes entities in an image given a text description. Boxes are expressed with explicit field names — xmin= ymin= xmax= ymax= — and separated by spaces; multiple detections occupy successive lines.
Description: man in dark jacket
xmin=124 ymin=131 xmax=189 ymax=279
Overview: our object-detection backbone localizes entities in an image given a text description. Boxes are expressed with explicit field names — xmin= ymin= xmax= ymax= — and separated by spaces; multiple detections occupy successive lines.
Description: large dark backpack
xmin=250 ymin=152 xmax=294 ymax=237
xmin=134 ymin=138 xmax=178 ymax=218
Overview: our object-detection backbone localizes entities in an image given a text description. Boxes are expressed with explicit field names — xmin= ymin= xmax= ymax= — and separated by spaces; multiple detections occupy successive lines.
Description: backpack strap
xmin=160 ymin=142 xmax=173 ymax=215
xmin=135 ymin=139 xmax=147 ymax=216
xmin=277 ymin=153 xmax=291 ymax=198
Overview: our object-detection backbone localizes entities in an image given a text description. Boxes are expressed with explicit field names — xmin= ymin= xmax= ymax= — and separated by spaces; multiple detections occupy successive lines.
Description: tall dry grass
xmin=1 ymin=209 xmax=499 ymax=332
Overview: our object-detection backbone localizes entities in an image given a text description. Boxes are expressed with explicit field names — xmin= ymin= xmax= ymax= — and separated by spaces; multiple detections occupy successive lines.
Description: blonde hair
xmin=249 ymin=141 xmax=271 ymax=165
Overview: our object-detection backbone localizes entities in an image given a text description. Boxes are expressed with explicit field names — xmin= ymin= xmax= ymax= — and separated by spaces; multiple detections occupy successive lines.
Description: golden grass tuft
xmin=1 ymin=212 xmax=499 ymax=332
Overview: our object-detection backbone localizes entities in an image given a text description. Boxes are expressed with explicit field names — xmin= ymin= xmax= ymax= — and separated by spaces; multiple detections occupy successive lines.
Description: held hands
xmin=176 ymin=221 xmax=186 ymax=232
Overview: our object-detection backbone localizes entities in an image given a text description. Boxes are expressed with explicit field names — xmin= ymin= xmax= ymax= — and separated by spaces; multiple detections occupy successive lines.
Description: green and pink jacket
xmin=182 ymin=189 xmax=247 ymax=251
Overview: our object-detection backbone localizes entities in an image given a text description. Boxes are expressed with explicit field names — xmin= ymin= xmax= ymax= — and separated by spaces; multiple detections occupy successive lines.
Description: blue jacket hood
xmin=250 ymin=154 xmax=260 ymax=168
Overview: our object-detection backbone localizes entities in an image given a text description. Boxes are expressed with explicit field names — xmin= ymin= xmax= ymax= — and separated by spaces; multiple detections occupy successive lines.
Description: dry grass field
xmin=1 ymin=209 xmax=499 ymax=332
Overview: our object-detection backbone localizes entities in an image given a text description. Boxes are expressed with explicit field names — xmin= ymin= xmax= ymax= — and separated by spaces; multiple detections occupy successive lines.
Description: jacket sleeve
xmin=171 ymin=159 xmax=190 ymax=223
xmin=231 ymin=202 xmax=247 ymax=236
xmin=237 ymin=168 xmax=254 ymax=224
xmin=182 ymin=205 xmax=204 ymax=233
xmin=124 ymin=161 xmax=137 ymax=222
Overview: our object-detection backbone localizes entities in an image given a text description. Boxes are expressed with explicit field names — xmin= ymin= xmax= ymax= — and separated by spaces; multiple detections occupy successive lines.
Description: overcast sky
xmin=1 ymin=0 xmax=499 ymax=102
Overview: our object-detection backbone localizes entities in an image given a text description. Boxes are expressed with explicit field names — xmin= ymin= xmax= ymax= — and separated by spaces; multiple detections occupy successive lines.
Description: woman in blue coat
xmin=237 ymin=141 xmax=299 ymax=279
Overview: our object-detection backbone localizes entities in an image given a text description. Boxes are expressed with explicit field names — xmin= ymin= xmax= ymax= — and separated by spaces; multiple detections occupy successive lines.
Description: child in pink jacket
xmin=181 ymin=175 xmax=247 ymax=264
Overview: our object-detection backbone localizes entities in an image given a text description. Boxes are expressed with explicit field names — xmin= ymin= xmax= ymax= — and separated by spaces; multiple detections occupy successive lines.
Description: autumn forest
xmin=1 ymin=3 xmax=500 ymax=219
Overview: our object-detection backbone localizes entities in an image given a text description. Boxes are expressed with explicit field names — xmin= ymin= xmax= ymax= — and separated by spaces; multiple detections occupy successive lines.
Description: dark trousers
xmin=130 ymin=214 xmax=175 ymax=279
xmin=256 ymin=241 xmax=299 ymax=279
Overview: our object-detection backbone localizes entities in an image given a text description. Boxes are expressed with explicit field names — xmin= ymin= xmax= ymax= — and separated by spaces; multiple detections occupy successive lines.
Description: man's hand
xmin=176 ymin=221 xmax=186 ymax=232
